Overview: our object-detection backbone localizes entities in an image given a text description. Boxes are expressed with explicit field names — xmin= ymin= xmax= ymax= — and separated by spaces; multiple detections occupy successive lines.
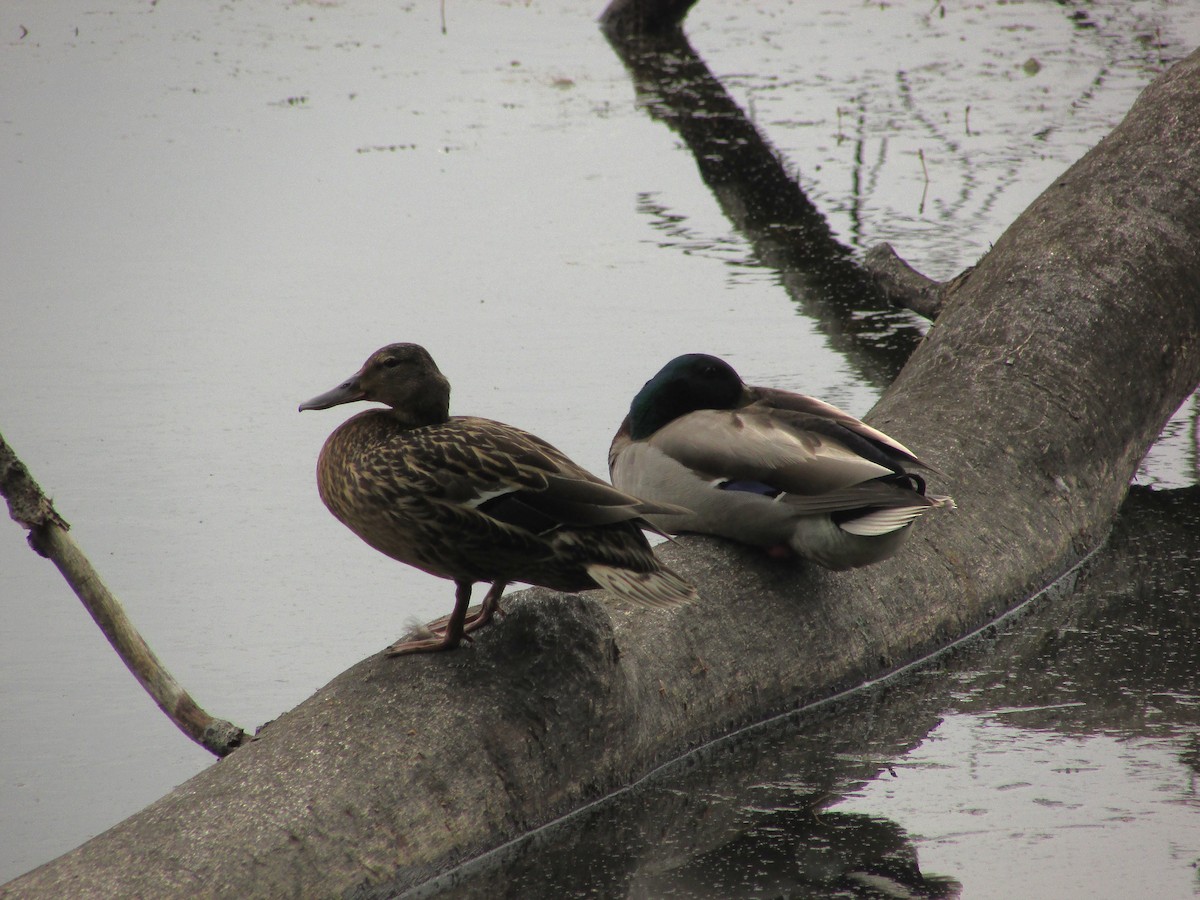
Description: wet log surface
xmin=5 ymin=39 xmax=1200 ymax=900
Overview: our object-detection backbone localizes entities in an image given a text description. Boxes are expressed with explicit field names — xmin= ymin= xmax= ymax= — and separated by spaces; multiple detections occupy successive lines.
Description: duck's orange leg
xmin=463 ymin=581 xmax=507 ymax=633
xmin=422 ymin=580 xmax=508 ymax=637
xmin=385 ymin=581 xmax=472 ymax=655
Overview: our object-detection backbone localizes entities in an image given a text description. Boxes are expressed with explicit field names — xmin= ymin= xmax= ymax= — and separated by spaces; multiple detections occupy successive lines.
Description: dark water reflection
xmin=407 ymin=487 xmax=1200 ymax=898
xmin=609 ymin=25 xmax=926 ymax=391
xmin=948 ymin=488 xmax=1200 ymax=742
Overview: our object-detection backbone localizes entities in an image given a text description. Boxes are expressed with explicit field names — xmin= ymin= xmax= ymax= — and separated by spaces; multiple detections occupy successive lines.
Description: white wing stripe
xmin=838 ymin=506 xmax=927 ymax=536
xmin=462 ymin=487 xmax=519 ymax=509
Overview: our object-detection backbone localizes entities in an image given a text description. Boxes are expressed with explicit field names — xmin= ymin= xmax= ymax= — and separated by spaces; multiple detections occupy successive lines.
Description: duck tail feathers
xmin=587 ymin=563 xmax=698 ymax=610
xmin=839 ymin=492 xmax=956 ymax=537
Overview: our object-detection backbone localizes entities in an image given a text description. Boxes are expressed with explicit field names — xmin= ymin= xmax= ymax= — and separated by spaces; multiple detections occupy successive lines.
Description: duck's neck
xmin=629 ymin=394 xmax=670 ymax=440
xmin=629 ymin=365 xmax=746 ymax=440
xmin=632 ymin=384 xmax=748 ymax=439
xmin=385 ymin=376 xmax=451 ymax=429
xmin=385 ymin=407 xmax=445 ymax=429
xmin=630 ymin=385 xmax=701 ymax=440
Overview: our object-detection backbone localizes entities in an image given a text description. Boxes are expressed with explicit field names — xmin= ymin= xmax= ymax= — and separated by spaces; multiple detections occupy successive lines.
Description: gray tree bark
xmin=5 ymin=40 xmax=1200 ymax=900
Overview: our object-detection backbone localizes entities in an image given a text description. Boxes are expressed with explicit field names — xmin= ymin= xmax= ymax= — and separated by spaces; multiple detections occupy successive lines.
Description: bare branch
xmin=863 ymin=242 xmax=975 ymax=320
xmin=0 ymin=429 xmax=246 ymax=758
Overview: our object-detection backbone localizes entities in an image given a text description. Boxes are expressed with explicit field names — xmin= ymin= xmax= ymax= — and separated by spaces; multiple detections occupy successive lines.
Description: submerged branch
xmin=599 ymin=0 xmax=698 ymax=36
xmin=600 ymin=0 xmax=972 ymax=329
xmin=0 ymin=430 xmax=246 ymax=758
xmin=603 ymin=23 xmax=922 ymax=387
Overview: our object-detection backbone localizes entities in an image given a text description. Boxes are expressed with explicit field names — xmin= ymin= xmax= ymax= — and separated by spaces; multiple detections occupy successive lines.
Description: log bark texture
xmin=6 ymin=46 xmax=1200 ymax=900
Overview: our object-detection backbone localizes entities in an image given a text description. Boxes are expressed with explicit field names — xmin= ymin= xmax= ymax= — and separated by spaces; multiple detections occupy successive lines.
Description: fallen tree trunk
xmin=6 ymin=44 xmax=1200 ymax=900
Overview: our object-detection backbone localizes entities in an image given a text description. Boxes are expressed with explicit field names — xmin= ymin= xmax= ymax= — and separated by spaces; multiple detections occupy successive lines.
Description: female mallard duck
xmin=608 ymin=354 xmax=953 ymax=570
xmin=300 ymin=343 xmax=697 ymax=655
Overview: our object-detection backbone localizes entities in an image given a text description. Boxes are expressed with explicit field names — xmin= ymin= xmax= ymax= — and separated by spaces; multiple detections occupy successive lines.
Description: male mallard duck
xmin=608 ymin=354 xmax=953 ymax=570
xmin=300 ymin=343 xmax=697 ymax=655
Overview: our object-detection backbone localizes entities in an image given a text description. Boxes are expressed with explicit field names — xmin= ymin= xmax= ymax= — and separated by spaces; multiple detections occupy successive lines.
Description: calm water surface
xmin=2 ymin=0 xmax=1198 ymax=892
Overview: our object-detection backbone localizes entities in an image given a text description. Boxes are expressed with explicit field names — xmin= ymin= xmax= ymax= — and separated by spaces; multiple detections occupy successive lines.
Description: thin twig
xmin=0 ymin=428 xmax=246 ymax=757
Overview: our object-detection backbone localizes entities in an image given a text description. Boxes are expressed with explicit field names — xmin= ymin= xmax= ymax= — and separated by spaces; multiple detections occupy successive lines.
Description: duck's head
xmin=629 ymin=353 xmax=746 ymax=439
xmin=299 ymin=343 xmax=451 ymax=426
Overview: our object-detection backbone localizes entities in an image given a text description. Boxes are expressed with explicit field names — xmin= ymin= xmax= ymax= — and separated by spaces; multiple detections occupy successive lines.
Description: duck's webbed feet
xmin=385 ymin=581 xmax=474 ymax=656
xmin=418 ymin=580 xmax=509 ymax=639
xmin=464 ymin=581 xmax=508 ymax=633
xmin=384 ymin=633 xmax=464 ymax=655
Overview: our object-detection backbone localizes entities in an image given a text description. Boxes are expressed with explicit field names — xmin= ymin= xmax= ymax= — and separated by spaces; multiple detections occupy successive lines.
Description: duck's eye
xmin=382 ymin=357 xmax=400 ymax=369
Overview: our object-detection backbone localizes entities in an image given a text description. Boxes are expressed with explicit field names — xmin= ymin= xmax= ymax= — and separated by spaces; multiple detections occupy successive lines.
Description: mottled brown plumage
xmin=300 ymin=343 xmax=697 ymax=655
